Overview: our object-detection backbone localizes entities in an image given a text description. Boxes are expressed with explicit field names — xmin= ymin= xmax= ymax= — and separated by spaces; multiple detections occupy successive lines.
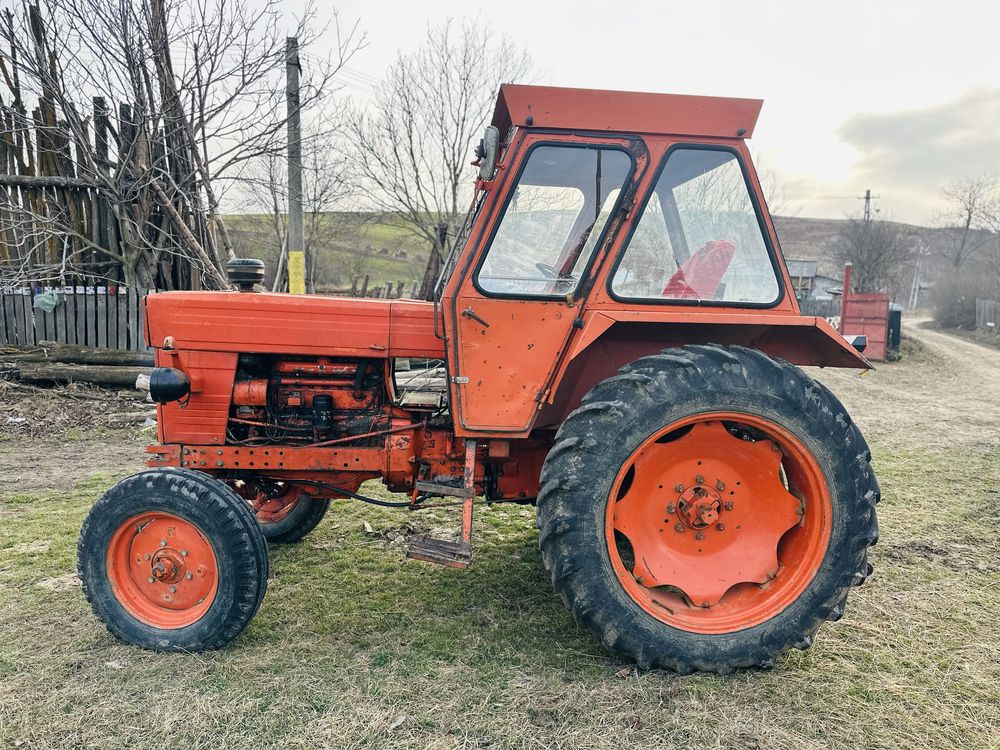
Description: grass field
xmin=1 ymin=323 xmax=999 ymax=749
xmin=226 ymin=212 xmax=430 ymax=292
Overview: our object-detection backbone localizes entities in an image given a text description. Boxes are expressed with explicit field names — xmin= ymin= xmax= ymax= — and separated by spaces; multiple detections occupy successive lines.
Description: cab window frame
xmin=472 ymin=140 xmax=636 ymax=301
xmin=606 ymin=143 xmax=786 ymax=309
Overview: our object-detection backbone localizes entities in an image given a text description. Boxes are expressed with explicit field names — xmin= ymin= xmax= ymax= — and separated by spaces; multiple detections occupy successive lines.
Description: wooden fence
xmin=0 ymin=287 xmax=153 ymax=350
xmin=976 ymin=299 xmax=999 ymax=333
xmin=799 ymin=297 xmax=840 ymax=320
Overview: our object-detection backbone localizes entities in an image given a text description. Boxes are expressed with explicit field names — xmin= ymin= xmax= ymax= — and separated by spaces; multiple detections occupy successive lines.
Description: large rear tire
xmin=78 ymin=468 xmax=269 ymax=651
xmin=536 ymin=345 xmax=879 ymax=673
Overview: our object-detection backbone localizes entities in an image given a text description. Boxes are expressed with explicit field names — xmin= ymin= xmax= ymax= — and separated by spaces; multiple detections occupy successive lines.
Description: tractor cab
xmin=437 ymin=85 xmax=868 ymax=437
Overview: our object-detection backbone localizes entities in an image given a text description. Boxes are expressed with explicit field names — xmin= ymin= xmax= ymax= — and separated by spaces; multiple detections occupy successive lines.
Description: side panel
xmin=156 ymin=350 xmax=237 ymax=445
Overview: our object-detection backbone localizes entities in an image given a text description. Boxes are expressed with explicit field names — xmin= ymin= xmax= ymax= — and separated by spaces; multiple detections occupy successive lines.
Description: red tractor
xmin=78 ymin=85 xmax=879 ymax=673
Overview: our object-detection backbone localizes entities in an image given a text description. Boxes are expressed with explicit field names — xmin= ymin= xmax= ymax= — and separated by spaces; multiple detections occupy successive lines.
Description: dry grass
xmin=1 ymin=325 xmax=999 ymax=749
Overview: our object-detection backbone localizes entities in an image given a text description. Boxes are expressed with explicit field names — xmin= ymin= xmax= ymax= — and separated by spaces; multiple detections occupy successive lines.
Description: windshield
xmin=477 ymin=145 xmax=632 ymax=296
xmin=611 ymin=148 xmax=780 ymax=304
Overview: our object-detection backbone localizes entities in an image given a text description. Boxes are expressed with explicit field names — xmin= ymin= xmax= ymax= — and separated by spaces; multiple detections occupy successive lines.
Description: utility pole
xmin=286 ymin=36 xmax=305 ymax=294
xmin=859 ymin=188 xmax=879 ymax=223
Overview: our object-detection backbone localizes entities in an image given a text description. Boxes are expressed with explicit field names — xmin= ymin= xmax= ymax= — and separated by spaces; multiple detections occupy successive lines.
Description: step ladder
xmin=406 ymin=439 xmax=476 ymax=569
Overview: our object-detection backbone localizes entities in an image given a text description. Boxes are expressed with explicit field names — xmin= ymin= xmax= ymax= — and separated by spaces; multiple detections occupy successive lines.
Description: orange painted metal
xmin=440 ymin=123 xmax=867 ymax=438
xmin=605 ymin=413 xmax=832 ymax=633
xmin=233 ymin=379 xmax=268 ymax=406
xmin=491 ymin=84 xmax=763 ymax=139
xmin=146 ymin=293 xmax=442 ymax=359
xmin=105 ymin=512 xmax=218 ymax=628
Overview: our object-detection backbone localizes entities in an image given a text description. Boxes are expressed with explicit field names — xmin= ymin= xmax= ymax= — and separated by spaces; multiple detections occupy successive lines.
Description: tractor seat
xmin=662 ymin=240 xmax=736 ymax=299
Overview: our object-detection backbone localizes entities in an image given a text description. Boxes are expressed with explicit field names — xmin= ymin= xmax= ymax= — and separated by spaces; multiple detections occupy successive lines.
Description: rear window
xmin=611 ymin=148 xmax=780 ymax=305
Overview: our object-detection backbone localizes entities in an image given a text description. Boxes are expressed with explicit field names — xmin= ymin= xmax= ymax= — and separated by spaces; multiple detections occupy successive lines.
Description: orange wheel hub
xmin=251 ymin=486 xmax=303 ymax=525
xmin=606 ymin=414 xmax=831 ymax=634
xmin=106 ymin=512 xmax=218 ymax=628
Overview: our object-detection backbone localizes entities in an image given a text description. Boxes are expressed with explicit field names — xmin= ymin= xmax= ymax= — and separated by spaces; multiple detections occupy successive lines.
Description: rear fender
xmin=536 ymin=311 xmax=870 ymax=430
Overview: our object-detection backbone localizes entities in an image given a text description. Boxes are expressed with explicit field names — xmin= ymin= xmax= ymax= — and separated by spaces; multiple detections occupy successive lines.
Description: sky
xmin=281 ymin=0 xmax=1000 ymax=225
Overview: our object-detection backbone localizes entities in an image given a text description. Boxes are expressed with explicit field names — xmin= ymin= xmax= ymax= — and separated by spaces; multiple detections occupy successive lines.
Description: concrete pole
xmin=286 ymin=37 xmax=305 ymax=294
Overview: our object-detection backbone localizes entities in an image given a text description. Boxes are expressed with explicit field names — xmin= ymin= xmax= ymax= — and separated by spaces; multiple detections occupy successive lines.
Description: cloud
xmin=837 ymin=88 xmax=1000 ymax=220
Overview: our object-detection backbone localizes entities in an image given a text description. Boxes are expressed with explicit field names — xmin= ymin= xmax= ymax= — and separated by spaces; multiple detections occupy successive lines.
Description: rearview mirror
xmin=477 ymin=125 xmax=500 ymax=180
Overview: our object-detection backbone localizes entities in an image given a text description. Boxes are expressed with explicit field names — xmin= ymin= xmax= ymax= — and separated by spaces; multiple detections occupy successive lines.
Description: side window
xmin=612 ymin=149 xmax=780 ymax=304
xmin=477 ymin=145 xmax=631 ymax=296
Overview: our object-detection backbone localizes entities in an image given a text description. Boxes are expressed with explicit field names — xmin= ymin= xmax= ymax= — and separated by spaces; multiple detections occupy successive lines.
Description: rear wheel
xmin=78 ymin=468 xmax=268 ymax=651
xmin=536 ymin=345 xmax=879 ymax=673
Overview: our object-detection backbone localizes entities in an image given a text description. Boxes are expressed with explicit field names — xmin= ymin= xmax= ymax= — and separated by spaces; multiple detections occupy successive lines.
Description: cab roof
xmin=491 ymin=84 xmax=762 ymax=140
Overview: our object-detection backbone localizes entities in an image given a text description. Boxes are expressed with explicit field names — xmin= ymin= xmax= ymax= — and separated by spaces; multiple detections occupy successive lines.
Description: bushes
xmin=932 ymin=272 xmax=998 ymax=329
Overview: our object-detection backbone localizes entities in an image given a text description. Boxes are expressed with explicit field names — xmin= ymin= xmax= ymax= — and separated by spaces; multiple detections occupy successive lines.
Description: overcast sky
xmin=284 ymin=0 xmax=1000 ymax=225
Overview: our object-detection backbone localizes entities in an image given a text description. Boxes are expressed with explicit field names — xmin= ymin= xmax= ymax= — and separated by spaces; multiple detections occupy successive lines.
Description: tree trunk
xmin=1 ymin=361 xmax=151 ymax=387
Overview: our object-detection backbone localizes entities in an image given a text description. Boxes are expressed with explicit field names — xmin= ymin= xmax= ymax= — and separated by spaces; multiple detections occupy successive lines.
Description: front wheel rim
xmin=106 ymin=512 xmax=218 ymax=628
xmin=605 ymin=412 xmax=832 ymax=634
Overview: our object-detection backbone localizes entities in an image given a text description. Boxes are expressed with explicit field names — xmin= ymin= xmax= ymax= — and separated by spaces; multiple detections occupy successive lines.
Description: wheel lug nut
xmin=695 ymin=531 xmax=705 ymax=541
xmin=666 ymin=503 xmax=676 ymax=514
xmin=185 ymin=573 xmax=193 ymax=580
xmin=147 ymin=576 xmax=155 ymax=584
xmin=674 ymin=483 xmax=684 ymax=492
xmin=674 ymin=523 xmax=685 ymax=533
xmin=716 ymin=523 xmax=725 ymax=531
xmin=169 ymin=586 xmax=177 ymax=593
xmin=159 ymin=540 xmax=167 ymax=547
xmin=181 ymin=550 xmax=189 ymax=557
xmin=716 ymin=480 xmax=725 ymax=491
xmin=724 ymin=501 xmax=734 ymax=511
xmin=695 ymin=474 xmax=704 ymax=484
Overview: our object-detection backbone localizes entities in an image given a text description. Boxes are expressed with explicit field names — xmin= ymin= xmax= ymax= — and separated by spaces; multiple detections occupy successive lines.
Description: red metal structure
xmin=839 ymin=263 xmax=891 ymax=361
xmin=78 ymin=85 xmax=879 ymax=673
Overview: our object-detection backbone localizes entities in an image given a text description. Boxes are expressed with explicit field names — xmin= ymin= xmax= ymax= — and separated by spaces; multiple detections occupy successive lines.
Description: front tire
xmin=536 ymin=345 xmax=879 ymax=673
xmin=78 ymin=468 xmax=269 ymax=651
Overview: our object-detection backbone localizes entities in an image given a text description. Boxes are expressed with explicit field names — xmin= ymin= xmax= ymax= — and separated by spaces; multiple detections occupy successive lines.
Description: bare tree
xmin=0 ymin=0 xmax=360 ymax=289
xmin=833 ymin=214 xmax=915 ymax=295
xmin=241 ymin=125 xmax=351 ymax=292
xmin=936 ymin=175 xmax=999 ymax=269
xmin=345 ymin=19 xmax=531 ymax=299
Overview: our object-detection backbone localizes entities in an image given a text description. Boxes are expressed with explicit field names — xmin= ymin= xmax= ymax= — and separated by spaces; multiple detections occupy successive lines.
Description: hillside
xmin=227 ymin=211 xmax=965 ymax=298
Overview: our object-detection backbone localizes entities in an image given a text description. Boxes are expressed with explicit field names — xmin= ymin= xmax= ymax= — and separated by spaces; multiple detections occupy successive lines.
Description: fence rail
xmin=0 ymin=287 xmax=153 ymax=351
xmin=976 ymin=299 xmax=999 ymax=332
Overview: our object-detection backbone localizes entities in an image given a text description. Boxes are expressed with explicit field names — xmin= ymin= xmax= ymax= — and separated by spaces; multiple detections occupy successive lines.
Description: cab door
xmin=442 ymin=134 xmax=641 ymax=435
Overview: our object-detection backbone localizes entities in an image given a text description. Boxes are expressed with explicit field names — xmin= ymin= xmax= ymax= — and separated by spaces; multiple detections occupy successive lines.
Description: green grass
xmin=225 ymin=212 xmax=430 ymax=292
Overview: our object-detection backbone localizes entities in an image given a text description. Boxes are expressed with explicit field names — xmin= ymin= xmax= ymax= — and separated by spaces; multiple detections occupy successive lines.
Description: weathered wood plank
xmin=129 ymin=288 xmax=140 ymax=351
xmin=0 ymin=294 xmax=14 ymax=345
xmin=96 ymin=289 xmax=107 ymax=348
xmin=74 ymin=288 xmax=86 ymax=346
xmin=63 ymin=292 xmax=77 ymax=345
xmin=138 ymin=289 xmax=148 ymax=350
xmin=85 ymin=287 xmax=97 ymax=346
xmin=116 ymin=288 xmax=128 ymax=349
xmin=55 ymin=291 xmax=67 ymax=344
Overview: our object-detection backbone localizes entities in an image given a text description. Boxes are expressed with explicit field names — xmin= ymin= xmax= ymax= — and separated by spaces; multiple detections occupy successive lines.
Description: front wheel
xmin=537 ymin=345 xmax=879 ymax=673
xmin=78 ymin=468 xmax=269 ymax=651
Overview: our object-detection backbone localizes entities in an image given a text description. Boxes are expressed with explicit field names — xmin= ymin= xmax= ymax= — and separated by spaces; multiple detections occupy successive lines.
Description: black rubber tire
xmin=536 ymin=344 xmax=879 ymax=674
xmin=257 ymin=496 xmax=330 ymax=544
xmin=78 ymin=468 xmax=269 ymax=652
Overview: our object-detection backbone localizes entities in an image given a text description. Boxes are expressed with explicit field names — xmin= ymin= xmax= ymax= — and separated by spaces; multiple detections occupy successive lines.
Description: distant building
xmin=786 ymin=259 xmax=839 ymax=300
